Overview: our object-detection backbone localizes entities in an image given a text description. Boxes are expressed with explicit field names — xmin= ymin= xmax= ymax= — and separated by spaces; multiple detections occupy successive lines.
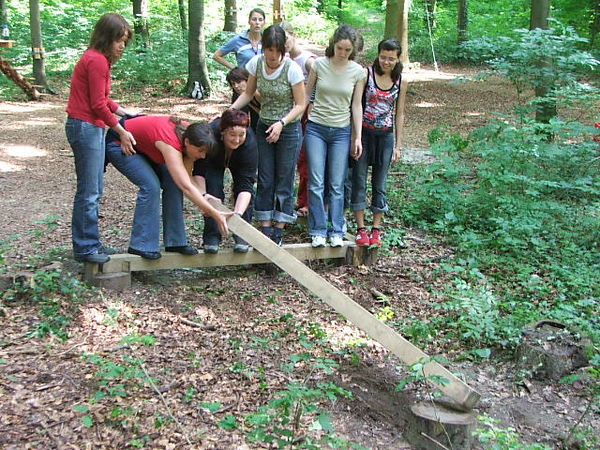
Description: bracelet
xmin=278 ymin=119 xmax=285 ymax=127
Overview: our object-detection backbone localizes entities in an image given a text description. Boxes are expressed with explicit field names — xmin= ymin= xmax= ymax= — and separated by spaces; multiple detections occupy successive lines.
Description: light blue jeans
xmin=105 ymin=142 xmax=188 ymax=252
xmin=66 ymin=117 xmax=106 ymax=257
xmin=255 ymin=120 xmax=302 ymax=223
xmin=351 ymin=128 xmax=394 ymax=213
xmin=305 ymin=121 xmax=351 ymax=238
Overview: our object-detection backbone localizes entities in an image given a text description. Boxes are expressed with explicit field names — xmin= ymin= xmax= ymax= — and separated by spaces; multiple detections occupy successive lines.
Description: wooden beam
xmin=218 ymin=204 xmax=481 ymax=409
xmin=97 ymin=243 xmax=349 ymax=274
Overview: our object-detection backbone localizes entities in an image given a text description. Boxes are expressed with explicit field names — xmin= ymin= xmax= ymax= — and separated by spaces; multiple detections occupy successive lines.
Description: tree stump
xmin=515 ymin=320 xmax=592 ymax=381
xmin=404 ymin=401 xmax=476 ymax=450
xmin=88 ymin=272 xmax=131 ymax=291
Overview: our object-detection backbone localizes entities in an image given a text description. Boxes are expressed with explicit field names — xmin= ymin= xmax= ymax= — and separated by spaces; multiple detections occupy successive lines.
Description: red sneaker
xmin=369 ymin=228 xmax=382 ymax=247
xmin=355 ymin=227 xmax=370 ymax=246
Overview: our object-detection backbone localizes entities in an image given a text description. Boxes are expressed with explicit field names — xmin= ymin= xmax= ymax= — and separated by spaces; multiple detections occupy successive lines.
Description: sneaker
xmin=329 ymin=235 xmax=344 ymax=248
xmin=165 ymin=245 xmax=199 ymax=255
xmin=127 ymin=247 xmax=162 ymax=260
xmin=369 ymin=228 xmax=382 ymax=247
xmin=261 ymin=226 xmax=273 ymax=238
xmin=355 ymin=228 xmax=370 ymax=247
xmin=74 ymin=252 xmax=110 ymax=264
xmin=271 ymin=228 xmax=284 ymax=246
xmin=311 ymin=235 xmax=326 ymax=248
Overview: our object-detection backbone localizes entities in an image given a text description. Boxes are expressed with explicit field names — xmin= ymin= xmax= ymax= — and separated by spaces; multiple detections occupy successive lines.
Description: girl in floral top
xmin=350 ymin=39 xmax=408 ymax=247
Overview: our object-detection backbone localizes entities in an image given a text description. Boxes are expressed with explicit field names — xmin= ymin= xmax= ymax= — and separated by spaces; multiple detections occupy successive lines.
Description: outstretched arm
xmin=157 ymin=141 xmax=231 ymax=236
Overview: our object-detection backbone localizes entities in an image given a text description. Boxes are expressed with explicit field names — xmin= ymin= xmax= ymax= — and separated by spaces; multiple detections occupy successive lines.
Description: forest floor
xmin=0 ymin=66 xmax=598 ymax=449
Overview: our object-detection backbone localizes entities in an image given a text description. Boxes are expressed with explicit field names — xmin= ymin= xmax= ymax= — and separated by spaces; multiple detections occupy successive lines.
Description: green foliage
xmin=459 ymin=24 xmax=600 ymax=111
xmin=396 ymin=111 xmax=600 ymax=349
xmin=474 ymin=414 xmax=552 ymax=449
xmin=395 ymin=357 xmax=450 ymax=393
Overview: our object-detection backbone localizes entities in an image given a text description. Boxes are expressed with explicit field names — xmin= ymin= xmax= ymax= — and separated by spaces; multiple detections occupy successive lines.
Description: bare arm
xmin=350 ymin=74 xmax=367 ymax=160
xmin=265 ymin=82 xmax=306 ymax=143
xmin=157 ymin=141 xmax=231 ymax=236
xmin=233 ymin=192 xmax=252 ymax=215
xmin=305 ymin=68 xmax=316 ymax=108
xmin=213 ymin=49 xmax=235 ymax=71
xmin=393 ymin=77 xmax=409 ymax=164
xmin=231 ymin=74 xmax=257 ymax=111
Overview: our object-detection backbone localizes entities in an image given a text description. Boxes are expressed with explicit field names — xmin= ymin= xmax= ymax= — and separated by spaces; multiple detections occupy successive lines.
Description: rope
xmin=424 ymin=2 xmax=439 ymax=72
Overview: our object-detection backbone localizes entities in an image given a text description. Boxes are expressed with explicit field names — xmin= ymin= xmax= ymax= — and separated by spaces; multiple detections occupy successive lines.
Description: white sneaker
xmin=329 ymin=235 xmax=343 ymax=248
xmin=311 ymin=235 xmax=327 ymax=248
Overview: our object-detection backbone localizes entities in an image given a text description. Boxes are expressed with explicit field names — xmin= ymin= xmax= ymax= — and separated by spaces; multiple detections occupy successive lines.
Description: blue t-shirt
xmin=219 ymin=30 xmax=262 ymax=68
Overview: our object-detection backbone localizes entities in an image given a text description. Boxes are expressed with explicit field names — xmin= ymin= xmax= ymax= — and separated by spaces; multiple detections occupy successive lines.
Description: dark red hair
xmin=220 ymin=109 xmax=250 ymax=131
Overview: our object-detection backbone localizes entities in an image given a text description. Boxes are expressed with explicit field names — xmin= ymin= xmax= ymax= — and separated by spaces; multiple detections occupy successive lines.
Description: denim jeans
xmin=351 ymin=129 xmax=394 ymax=213
xmin=66 ymin=117 xmax=106 ymax=257
xmin=305 ymin=121 xmax=351 ymax=238
xmin=202 ymin=165 xmax=254 ymax=246
xmin=255 ymin=120 xmax=302 ymax=223
xmin=106 ymin=142 xmax=188 ymax=252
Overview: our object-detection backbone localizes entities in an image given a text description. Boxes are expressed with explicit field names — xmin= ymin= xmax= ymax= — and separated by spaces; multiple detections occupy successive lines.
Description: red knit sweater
xmin=66 ymin=48 xmax=119 ymax=128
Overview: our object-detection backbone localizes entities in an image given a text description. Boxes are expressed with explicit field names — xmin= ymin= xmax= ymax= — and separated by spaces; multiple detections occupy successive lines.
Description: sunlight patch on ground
xmin=2 ymin=117 xmax=60 ymax=130
xmin=414 ymin=101 xmax=444 ymax=108
xmin=0 ymin=160 xmax=22 ymax=172
xmin=465 ymin=111 xmax=484 ymax=117
xmin=1 ymin=143 xmax=47 ymax=158
xmin=0 ymin=102 xmax=63 ymax=114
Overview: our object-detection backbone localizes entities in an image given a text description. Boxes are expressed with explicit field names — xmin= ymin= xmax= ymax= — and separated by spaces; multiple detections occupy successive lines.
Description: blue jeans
xmin=106 ymin=142 xmax=188 ymax=252
xmin=305 ymin=121 xmax=351 ymax=238
xmin=202 ymin=165 xmax=254 ymax=245
xmin=66 ymin=117 xmax=106 ymax=257
xmin=255 ymin=120 xmax=302 ymax=223
xmin=351 ymin=129 xmax=394 ymax=213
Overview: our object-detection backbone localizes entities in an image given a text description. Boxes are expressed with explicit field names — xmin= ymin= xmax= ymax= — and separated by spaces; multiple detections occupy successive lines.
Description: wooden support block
xmin=88 ymin=271 xmax=131 ymax=291
xmin=214 ymin=202 xmax=481 ymax=409
xmin=405 ymin=401 xmax=477 ymax=449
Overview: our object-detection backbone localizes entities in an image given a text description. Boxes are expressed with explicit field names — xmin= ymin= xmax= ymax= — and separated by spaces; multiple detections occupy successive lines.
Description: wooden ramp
xmin=224 ymin=210 xmax=480 ymax=410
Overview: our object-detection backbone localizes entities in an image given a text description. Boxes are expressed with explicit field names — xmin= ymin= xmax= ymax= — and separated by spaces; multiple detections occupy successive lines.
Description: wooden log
xmin=404 ymin=401 xmax=477 ymax=450
xmin=0 ymin=54 xmax=40 ymax=100
xmin=216 ymin=202 xmax=481 ymax=409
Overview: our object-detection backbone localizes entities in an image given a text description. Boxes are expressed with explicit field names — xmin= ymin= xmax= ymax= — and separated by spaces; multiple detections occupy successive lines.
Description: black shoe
xmin=203 ymin=244 xmax=219 ymax=254
xmin=74 ymin=252 xmax=110 ymax=264
xmin=128 ymin=247 xmax=162 ymax=260
xmin=165 ymin=245 xmax=199 ymax=255
xmin=270 ymin=228 xmax=284 ymax=246
xmin=233 ymin=235 xmax=249 ymax=253
xmin=98 ymin=244 xmax=118 ymax=255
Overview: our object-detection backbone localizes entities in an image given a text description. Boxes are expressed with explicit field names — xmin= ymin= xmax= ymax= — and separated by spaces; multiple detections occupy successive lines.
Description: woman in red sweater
xmin=65 ymin=13 xmax=135 ymax=264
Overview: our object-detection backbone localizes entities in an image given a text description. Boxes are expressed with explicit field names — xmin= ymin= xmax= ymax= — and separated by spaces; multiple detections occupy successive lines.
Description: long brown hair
xmin=89 ymin=13 xmax=133 ymax=63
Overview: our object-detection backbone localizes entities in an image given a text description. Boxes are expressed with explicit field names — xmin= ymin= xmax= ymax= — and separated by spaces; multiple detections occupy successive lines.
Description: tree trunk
xmin=384 ymin=0 xmax=399 ymax=39
xmin=397 ymin=0 xmax=411 ymax=64
xmin=530 ymin=0 xmax=555 ymax=124
xmin=29 ymin=0 xmax=52 ymax=92
xmin=185 ymin=0 xmax=211 ymax=96
xmin=223 ymin=0 xmax=237 ymax=31
xmin=132 ymin=0 xmax=150 ymax=49
xmin=424 ymin=0 xmax=436 ymax=30
xmin=590 ymin=0 xmax=600 ymax=47
xmin=273 ymin=0 xmax=284 ymax=25
xmin=457 ymin=0 xmax=468 ymax=44
xmin=178 ymin=0 xmax=187 ymax=31
xmin=1 ymin=0 xmax=8 ymax=28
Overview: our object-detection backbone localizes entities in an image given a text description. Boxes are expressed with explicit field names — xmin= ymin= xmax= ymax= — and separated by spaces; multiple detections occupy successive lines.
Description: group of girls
xmin=65 ymin=10 xmax=406 ymax=263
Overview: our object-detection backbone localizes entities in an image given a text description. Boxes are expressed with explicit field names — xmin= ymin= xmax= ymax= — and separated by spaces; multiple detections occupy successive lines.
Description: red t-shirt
xmin=124 ymin=116 xmax=184 ymax=164
xmin=66 ymin=49 xmax=119 ymax=128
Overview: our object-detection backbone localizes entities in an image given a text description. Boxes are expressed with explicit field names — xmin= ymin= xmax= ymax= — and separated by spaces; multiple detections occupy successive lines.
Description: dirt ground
xmin=0 ymin=67 xmax=597 ymax=449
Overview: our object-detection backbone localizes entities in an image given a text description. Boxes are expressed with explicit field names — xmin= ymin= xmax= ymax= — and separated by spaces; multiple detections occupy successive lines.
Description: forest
xmin=0 ymin=0 xmax=599 ymax=448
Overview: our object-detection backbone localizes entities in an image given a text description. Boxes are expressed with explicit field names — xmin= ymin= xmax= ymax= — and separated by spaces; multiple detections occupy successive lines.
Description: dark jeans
xmin=351 ymin=128 xmax=394 ymax=213
xmin=255 ymin=120 xmax=302 ymax=223
xmin=202 ymin=165 xmax=254 ymax=245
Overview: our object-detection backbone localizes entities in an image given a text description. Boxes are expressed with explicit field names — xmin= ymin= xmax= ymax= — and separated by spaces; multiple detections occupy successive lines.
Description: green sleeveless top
xmin=255 ymin=56 xmax=298 ymax=125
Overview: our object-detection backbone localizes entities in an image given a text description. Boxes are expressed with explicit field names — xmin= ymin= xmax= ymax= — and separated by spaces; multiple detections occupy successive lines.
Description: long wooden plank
xmin=98 ymin=243 xmax=349 ymax=274
xmin=222 ymin=208 xmax=481 ymax=409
